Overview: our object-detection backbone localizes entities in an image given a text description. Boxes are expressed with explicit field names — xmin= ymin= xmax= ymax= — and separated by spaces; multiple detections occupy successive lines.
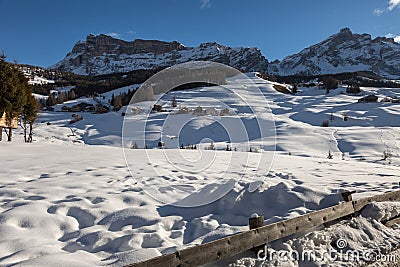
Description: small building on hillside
xmin=0 ymin=112 xmax=18 ymax=129
xmin=220 ymin=108 xmax=231 ymax=116
xmin=175 ymin=107 xmax=190 ymax=114
xmin=70 ymin=105 xmax=82 ymax=112
xmin=358 ymin=95 xmax=378 ymax=103
xmin=205 ymin=107 xmax=218 ymax=116
xmin=193 ymin=106 xmax=204 ymax=116
xmin=95 ymin=105 xmax=109 ymax=114
xmin=152 ymin=104 xmax=163 ymax=112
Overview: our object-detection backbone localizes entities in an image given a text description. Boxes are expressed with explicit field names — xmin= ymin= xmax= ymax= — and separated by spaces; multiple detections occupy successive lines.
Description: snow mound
xmin=361 ymin=202 xmax=400 ymax=222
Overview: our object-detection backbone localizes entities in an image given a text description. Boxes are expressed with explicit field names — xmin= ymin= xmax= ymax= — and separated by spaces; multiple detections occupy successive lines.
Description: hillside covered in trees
xmin=30 ymin=66 xmax=160 ymax=98
xmin=258 ymin=71 xmax=400 ymax=88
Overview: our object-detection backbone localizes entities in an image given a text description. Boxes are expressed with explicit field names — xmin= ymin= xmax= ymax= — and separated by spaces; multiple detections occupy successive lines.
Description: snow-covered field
xmin=1 ymin=73 xmax=399 ymax=266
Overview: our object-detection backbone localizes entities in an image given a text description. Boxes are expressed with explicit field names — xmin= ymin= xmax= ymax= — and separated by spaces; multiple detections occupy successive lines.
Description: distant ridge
xmin=50 ymin=34 xmax=268 ymax=76
xmin=50 ymin=29 xmax=400 ymax=79
xmin=268 ymin=28 xmax=400 ymax=79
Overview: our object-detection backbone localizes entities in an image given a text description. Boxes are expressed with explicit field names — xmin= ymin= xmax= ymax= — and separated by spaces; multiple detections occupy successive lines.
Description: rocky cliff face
xmin=268 ymin=28 xmax=400 ymax=79
xmin=75 ymin=34 xmax=185 ymax=56
xmin=51 ymin=34 xmax=268 ymax=75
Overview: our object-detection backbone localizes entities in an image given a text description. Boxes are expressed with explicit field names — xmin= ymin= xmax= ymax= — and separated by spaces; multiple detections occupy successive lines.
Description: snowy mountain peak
xmin=268 ymin=28 xmax=400 ymax=78
xmin=50 ymin=34 xmax=268 ymax=76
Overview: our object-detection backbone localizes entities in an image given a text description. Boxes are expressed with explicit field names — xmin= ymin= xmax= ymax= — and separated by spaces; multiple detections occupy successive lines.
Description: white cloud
xmin=388 ymin=0 xmax=400 ymax=10
xmin=107 ymin=32 xmax=121 ymax=38
xmin=374 ymin=0 xmax=400 ymax=15
xmin=127 ymin=30 xmax=137 ymax=36
xmin=200 ymin=0 xmax=211 ymax=8
xmin=373 ymin=8 xmax=385 ymax=15
xmin=385 ymin=33 xmax=400 ymax=43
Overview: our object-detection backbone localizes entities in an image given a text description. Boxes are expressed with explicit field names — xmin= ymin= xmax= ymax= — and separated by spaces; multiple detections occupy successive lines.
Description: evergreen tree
xmin=346 ymin=83 xmax=361 ymax=95
xmin=292 ymin=84 xmax=298 ymax=94
xmin=7 ymin=70 xmax=26 ymax=141
xmin=68 ymin=89 xmax=76 ymax=100
xmin=131 ymin=142 xmax=138 ymax=149
xmin=21 ymin=94 xmax=37 ymax=143
xmin=0 ymin=51 xmax=8 ymax=141
xmin=46 ymin=94 xmax=56 ymax=106
xmin=321 ymin=76 xmax=338 ymax=94
xmin=110 ymin=93 xmax=115 ymax=106
xmin=57 ymin=91 xmax=67 ymax=104
xmin=171 ymin=97 xmax=177 ymax=107
xmin=113 ymin=95 xmax=122 ymax=111
xmin=0 ymin=60 xmax=28 ymax=141
xmin=0 ymin=53 xmax=38 ymax=142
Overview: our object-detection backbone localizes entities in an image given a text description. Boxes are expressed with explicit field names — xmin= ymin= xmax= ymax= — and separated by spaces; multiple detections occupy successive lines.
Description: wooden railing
xmin=126 ymin=189 xmax=400 ymax=267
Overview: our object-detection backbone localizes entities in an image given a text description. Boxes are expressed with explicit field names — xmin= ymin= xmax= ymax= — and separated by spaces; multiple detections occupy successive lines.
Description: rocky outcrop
xmin=268 ymin=28 xmax=400 ymax=79
xmin=82 ymin=34 xmax=185 ymax=56
xmin=50 ymin=34 xmax=268 ymax=75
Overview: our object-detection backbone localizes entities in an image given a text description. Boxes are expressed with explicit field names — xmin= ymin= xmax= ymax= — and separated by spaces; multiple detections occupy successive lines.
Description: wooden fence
xmin=126 ymin=189 xmax=400 ymax=267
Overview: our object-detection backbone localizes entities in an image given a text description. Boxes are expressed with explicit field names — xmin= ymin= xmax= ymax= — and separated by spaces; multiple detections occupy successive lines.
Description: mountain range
xmin=50 ymin=28 xmax=400 ymax=79
xmin=268 ymin=28 xmax=400 ymax=79
xmin=50 ymin=34 xmax=268 ymax=76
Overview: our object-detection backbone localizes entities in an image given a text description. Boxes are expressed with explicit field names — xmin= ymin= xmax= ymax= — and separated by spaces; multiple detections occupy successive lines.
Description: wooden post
xmin=249 ymin=214 xmax=265 ymax=255
xmin=341 ymin=190 xmax=356 ymax=202
xmin=249 ymin=215 xmax=264 ymax=229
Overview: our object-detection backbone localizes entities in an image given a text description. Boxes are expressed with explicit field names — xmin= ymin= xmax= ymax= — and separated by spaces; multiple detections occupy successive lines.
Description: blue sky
xmin=1 ymin=0 xmax=399 ymax=67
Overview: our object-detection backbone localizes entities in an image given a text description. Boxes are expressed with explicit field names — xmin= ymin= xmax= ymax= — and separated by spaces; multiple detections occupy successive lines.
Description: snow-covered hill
xmin=1 ymin=73 xmax=400 ymax=266
xmin=268 ymin=28 xmax=400 ymax=79
xmin=50 ymin=34 xmax=268 ymax=75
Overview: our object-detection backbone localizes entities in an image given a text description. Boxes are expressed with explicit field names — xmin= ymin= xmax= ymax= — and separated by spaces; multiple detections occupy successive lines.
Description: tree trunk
xmin=7 ymin=127 xmax=12 ymax=142
xmin=23 ymin=124 xmax=27 ymax=143
xmin=0 ymin=126 xmax=2 ymax=141
xmin=28 ymin=123 xmax=33 ymax=143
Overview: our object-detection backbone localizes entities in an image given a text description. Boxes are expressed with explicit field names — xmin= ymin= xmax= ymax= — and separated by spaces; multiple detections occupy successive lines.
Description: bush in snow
xmin=248 ymin=147 xmax=262 ymax=153
xmin=321 ymin=120 xmax=329 ymax=127
xmin=206 ymin=141 xmax=215 ymax=150
xmin=70 ymin=114 xmax=83 ymax=124
xmin=342 ymin=112 xmax=349 ymax=121
xmin=131 ymin=142 xmax=139 ymax=149
xmin=329 ymin=113 xmax=335 ymax=122
xmin=382 ymin=149 xmax=392 ymax=161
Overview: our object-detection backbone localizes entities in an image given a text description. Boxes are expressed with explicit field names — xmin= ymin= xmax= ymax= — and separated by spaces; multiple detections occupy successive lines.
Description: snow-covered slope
xmin=50 ymin=34 xmax=268 ymax=75
xmin=268 ymin=28 xmax=400 ymax=79
xmin=1 ymin=74 xmax=400 ymax=266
